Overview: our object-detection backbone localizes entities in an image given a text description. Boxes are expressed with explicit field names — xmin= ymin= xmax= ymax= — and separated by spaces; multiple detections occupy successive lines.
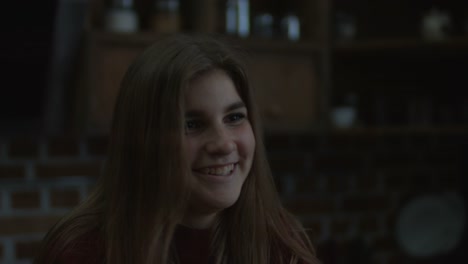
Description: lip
xmin=194 ymin=162 xmax=238 ymax=171
xmin=193 ymin=162 xmax=238 ymax=183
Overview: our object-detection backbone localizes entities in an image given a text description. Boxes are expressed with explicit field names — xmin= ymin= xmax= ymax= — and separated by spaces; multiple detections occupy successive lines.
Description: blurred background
xmin=1 ymin=0 xmax=467 ymax=263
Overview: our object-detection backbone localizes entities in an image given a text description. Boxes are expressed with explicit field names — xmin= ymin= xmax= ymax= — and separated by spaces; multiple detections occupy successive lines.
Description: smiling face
xmin=182 ymin=69 xmax=255 ymax=228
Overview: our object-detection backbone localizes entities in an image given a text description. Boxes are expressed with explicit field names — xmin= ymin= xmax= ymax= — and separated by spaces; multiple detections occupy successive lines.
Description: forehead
xmin=184 ymin=69 xmax=243 ymax=110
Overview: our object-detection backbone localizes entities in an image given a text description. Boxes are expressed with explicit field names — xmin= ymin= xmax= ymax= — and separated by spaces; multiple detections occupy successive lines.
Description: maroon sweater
xmin=55 ymin=226 xmax=311 ymax=263
xmin=55 ymin=226 xmax=212 ymax=264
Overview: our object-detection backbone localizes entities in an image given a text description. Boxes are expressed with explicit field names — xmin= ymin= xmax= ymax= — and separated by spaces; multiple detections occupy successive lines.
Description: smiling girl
xmin=37 ymin=34 xmax=321 ymax=264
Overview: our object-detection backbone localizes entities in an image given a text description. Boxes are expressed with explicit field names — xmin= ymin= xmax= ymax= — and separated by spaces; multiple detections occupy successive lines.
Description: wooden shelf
xmin=333 ymin=36 xmax=468 ymax=53
xmin=86 ymin=30 xmax=323 ymax=54
xmin=328 ymin=125 xmax=468 ymax=135
xmin=87 ymin=30 xmax=162 ymax=47
xmin=226 ymin=37 xmax=324 ymax=55
xmin=79 ymin=29 xmax=324 ymax=134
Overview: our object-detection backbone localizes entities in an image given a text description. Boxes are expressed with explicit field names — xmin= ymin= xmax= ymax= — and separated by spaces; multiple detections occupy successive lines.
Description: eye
xmin=185 ymin=119 xmax=203 ymax=133
xmin=225 ymin=112 xmax=246 ymax=125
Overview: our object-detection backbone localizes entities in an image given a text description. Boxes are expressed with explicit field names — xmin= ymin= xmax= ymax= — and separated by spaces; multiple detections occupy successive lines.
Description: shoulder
xmin=273 ymin=210 xmax=321 ymax=264
xmin=54 ymin=229 xmax=104 ymax=264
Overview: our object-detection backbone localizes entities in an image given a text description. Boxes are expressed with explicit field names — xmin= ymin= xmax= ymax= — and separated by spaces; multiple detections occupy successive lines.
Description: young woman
xmin=37 ymin=34 xmax=321 ymax=264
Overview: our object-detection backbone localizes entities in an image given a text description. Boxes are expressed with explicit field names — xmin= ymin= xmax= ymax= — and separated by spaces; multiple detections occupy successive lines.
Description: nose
xmin=204 ymin=126 xmax=236 ymax=155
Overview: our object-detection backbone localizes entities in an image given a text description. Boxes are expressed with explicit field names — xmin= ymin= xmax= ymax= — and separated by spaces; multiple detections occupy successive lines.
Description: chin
xmin=210 ymin=196 xmax=239 ymax=210
xmin=192 ymin=191 xmax=242 ymax=214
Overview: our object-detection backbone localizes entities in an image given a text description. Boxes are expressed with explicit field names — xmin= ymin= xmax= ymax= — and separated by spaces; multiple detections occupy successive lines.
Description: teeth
xmin=201 ymin=164 xmax=235 ymax=176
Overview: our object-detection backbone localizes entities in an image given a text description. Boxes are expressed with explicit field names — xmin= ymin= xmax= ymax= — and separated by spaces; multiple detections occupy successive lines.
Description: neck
xmin=181 ymin=212 xmax=217 ymax=229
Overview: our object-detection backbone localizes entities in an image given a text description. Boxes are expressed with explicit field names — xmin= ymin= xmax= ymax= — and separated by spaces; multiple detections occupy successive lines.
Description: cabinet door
xmin=246 ymin=53 xmax=319 ymax=132
xmin=79 ymin=38 xmax=319 ymax=134
xmin=84 ymin=42 xmax=144 ymax=133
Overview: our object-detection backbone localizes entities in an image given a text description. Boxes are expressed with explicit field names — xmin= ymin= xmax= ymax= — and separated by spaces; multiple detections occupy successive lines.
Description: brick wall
xmin=0 ymin=137 xmax=106 ymax=264
xmin=0 ymin=132 xmax=466 ymax=264
xmin=266 ymin=132 xmax=466 ymax=264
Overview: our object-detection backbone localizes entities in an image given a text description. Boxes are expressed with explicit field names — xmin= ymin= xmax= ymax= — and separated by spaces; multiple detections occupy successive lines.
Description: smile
xmin=196 ymin=163 xmax=236 ymax=176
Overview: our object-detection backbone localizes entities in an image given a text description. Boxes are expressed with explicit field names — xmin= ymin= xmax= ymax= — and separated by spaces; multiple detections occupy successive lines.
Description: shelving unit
xmin=329 ymin=0 xmax=468 ymax=135
xmin=73 ymin=0 xmax=468 ymax=136
xmin=74 ymin=0 xmax=331 ymax=135
xmin=334 ymin=36 xmax=468 ymax=52
xmin=330 ymin=125 xmax=468 ymax=136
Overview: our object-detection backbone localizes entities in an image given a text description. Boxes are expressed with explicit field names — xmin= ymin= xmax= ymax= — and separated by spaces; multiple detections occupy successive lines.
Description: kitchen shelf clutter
xmin=75 ymin=0 xmax=330 ymax=135
xmin=74 ymin=0 xmax=468 ymax=135
xmin=329 ymin=0 xmax=468 ymax=135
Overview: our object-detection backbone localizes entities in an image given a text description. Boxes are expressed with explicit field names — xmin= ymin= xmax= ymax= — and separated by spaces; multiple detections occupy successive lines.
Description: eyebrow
xmin=185 ymin=101 xmax=246 ymax=118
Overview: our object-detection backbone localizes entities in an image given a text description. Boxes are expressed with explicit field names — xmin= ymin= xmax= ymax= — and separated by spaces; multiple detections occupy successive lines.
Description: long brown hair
xmin=37 ymin=34 xmax=320 ymax=264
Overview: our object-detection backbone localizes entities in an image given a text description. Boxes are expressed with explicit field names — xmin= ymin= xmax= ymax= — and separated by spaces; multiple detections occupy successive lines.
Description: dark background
xmin=1 ymin=1 xmax=57 ymax=132
xmin=0 ymin=1 xmax=466 ymax=263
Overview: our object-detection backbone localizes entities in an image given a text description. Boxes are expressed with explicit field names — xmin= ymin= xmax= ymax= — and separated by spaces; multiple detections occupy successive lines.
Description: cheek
xmin=184 ymin=138 xmax=200 ymax=164
xmin=238 ymin=124 xmax=256 ymax=157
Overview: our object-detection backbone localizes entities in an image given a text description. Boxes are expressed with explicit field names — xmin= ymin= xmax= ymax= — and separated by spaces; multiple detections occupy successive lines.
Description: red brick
xmin=424 ymin=153 xmax=460 ymax=167
xmin=0 ymin=215 xmax=62 ymax=235
xmin=407 ymin=173 xmax=438 ymax=192
xmin=383 ymin=170 xmax=409 ymax=191
xmin=356 ymin=172 xmax=379 ymax=192
xmin=269 ymin=154 xmax=306 ymax=177
xmin=284 ymin=197 xmax=335 ymax=215
xmin=293 ymin=134 xmax=320 ymax=150
xmin=36 ymin=162 xmax=102 ymax=179
xmin=342 ymin=195 xmax=390 ymax=212
xmin=50 ymin=189 xmax=81 ymax=208
xmin=87 ymin=136 xmax=109 ymax=156
xmin=386 ymin=210 xmax=398 ymax=232
xmin=349 ymin=133 xmax=379 ymax=151
xmin=327 ymin=134 xmax=355 ymax=149
xmin=386 ymin=252 xmax=431 ymax=264
xmin=328 ymin=175 xmax=351 ymax=193
xmin=16 ymin=240 xmax=42 ymax=260
xmin=295 ymin=176 xmax=316 ymax=194
xmin=387 ymin=253 xmax=405 ymax=264
xmin=314 ymin=153 xmax=360 ymax=172
xmin=387 ymin=194 xmax=417 ymax=232
xmin=316 ymin=239 xmax=350 ymax=263
xmin=302 ymin=220 xmax=322 ymax=242
xmin=11 ymin=191 xmax=41 ymax=209
xmin=383 ymin=134 xmax=408 ymax=148
xmin=359 ymin=216 xmax=379 ymax=233
xmin=8 ymin=139 xmax=39 ymax=158
xmin=437 ymin=172 xmax=461 ymax=190
xmin=390 ymin=192 xmax=424 ymax=229
xmin=47 ymin=137 xmax=79 ymax=157
xmin=374 ymin=153 xmax=410 ymax=170
xmin=331 ymin=219 xmax=350 ymax=235
xmin=0 ymin=165 xmax=25 ymax=179
xmin=264 ymin=134 xmax=294 ymax=150
xmin=372 ymin=235 xmax=397 ymax=252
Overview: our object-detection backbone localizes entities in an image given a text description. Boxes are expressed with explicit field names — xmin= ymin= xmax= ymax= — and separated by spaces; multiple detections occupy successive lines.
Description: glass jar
xmin=225 ymin=0 xmax=250 ymax=37
xmin=281 ymin=13 xmax=300 ymax=41
xmin=149 ymin=0 xmax=181 ymax=33
xmin=104 ymin=0 xmax=139 ymax=32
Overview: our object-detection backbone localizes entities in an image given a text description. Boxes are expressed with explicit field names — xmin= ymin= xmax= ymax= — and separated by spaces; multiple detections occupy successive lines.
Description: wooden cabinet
xmin=78 ymin=33 xmax=148 ymax=133
xmin=75 ymin=0 xmax=331 ymax=134
xmin=328 ymin=0 xmax=468 ymax=134
xmin=75 ymin=0 xmax=468 ymax=135
xmin=245 ymin=46 xmax=320 ymax=132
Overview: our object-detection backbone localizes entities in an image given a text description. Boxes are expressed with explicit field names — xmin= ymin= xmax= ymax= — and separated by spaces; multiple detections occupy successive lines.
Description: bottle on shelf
xmin=149 ymin=0 xmax=181 ymax=33
xmin=104 ymin=0 xmax=139 ymax=33
xmin=252 ymin=12 xmax=274 ymax=38
xmin=334 ymin=12 xmax=357 ymax=41
xmin=280 ymin=13 xmax=300 ymax=41
xmin=421 ymin=7 xmax=451 ymax=41
xmin=331 ymin=92 xmax=358 ymax=129
xmin=225 ymin=0 xmax=250 ymax=38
